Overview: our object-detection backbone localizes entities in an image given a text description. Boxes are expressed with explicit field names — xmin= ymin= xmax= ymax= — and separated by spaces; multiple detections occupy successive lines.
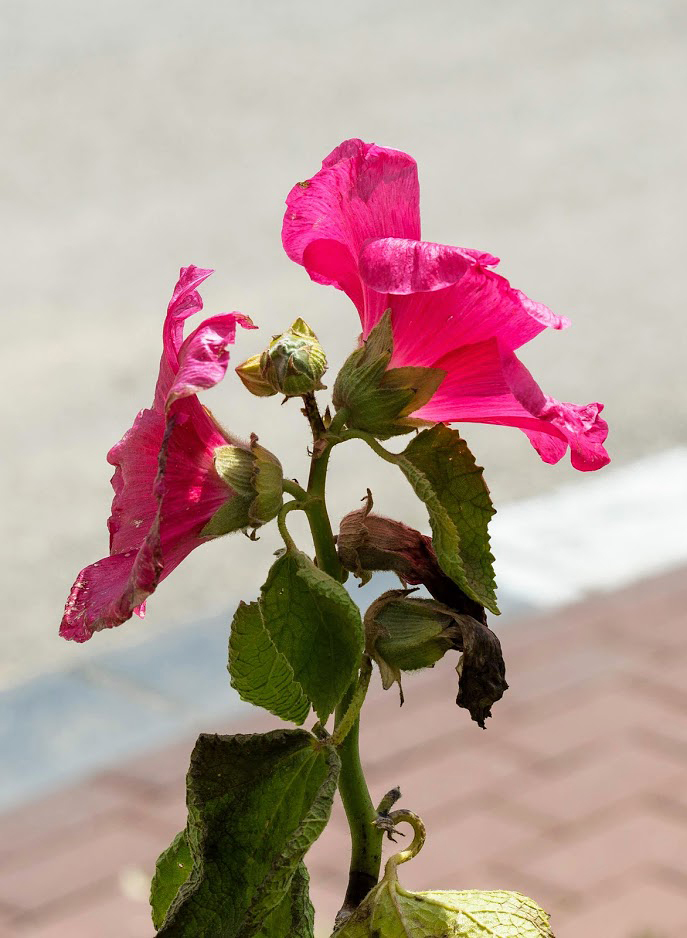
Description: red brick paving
xmin=1 ymin=567 xmax=685 ymax=937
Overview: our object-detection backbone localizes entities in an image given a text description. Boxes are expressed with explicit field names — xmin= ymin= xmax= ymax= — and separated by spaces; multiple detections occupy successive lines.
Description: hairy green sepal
xmin=229 ymin=549 xmax=364 ymax=723
xmin=154 ymin=730 xmax=338 ymax=936
xmin=333 ymin=312 xmax=445 ymax=438
xmin=394 ymin=425 xmax=499 ymax=614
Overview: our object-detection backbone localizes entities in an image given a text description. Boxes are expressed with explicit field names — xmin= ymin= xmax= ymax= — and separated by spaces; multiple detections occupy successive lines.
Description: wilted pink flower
xmin=60 ymin=267 xmax=255 ymax=642
xmin=283 ymin=138 xmax=609 ymax=470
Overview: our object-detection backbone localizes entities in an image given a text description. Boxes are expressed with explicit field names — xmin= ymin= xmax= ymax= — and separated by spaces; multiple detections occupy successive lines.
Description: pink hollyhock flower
xmin=60 ymin=266 xmax=256 ymax=643
xmin=282 ymin=138 xmax=609 ymax=471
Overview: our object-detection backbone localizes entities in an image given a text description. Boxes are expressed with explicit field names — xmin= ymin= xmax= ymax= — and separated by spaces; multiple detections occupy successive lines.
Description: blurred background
xmin=1 ymin=1 xmax=686 ymax=936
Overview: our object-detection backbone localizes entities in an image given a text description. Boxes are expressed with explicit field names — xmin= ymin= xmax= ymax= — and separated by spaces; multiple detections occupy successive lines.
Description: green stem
xmin=305 ymin=440 xmax=344 ymax=580
xmin=276 ymin=501 xmax=301 ymax=552
xmin=334 ymin=682 xmax=382 ymax=919
xmin=341 ymin=429 xmax=399 ymax=465
xmin=282 ymin=478 xmax=308 ymax=501
xmin=299 ymin=398 xmax=383 ymax=919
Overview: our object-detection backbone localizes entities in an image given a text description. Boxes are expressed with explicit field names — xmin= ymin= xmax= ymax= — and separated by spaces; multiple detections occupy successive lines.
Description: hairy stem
xmin=281 ymin=478 xmax=308 ymax=501
xmin=276 ymin=501 xmax=301 ymax=551
xmin=300 ymin=395 xmax=383 ymax=920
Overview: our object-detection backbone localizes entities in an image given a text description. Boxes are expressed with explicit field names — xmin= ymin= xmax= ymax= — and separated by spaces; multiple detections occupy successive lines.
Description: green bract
xmin=333 ymin=312 xmax=445 ymax=438
xmin=365 ymin=590 xmax=461 ymax=697
xmin=336 ymin=815 xmax=554 ymax=938
xmin=229 ymin=548 xmax=364 ymax=723
xmin=202 ymin=435 xmax=283 ymax=535
xmin=153 ymin=730 xmax=338 ymax=937
xmin=336 ymin=884 xmax=555 ymax=938
xmin=364 ymin=589 xmax=507 ymax=724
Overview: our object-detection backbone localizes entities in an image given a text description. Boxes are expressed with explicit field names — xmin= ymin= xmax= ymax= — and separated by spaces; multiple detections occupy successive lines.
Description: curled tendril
xmin=373 ymin=808 xmax=426 ymax=881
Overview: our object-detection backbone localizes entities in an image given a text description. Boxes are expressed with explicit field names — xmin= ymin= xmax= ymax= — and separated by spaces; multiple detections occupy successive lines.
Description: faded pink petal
xmin=283 ymin=139 xmax=608 ymax=472
xmin=61 ymin=267 xmax=253 ymax=642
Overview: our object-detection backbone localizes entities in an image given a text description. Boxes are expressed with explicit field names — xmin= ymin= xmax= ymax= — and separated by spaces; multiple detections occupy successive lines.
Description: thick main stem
xmin=334 ymin=685 xmax=382 ymax=919
xmin=301 ymin=395 xmax=383 ymax=919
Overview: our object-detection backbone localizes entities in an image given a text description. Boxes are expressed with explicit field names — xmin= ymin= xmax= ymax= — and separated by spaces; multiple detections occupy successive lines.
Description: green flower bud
xmin=202 ymin=435 xmax=283 ymax=536
xmin=333 ymin=311 xmax=445 ymax=438
xmin=260 ymin=318 xmax=327 ymax=397
xmin=235 ymin=353 xmax=278 ymax=397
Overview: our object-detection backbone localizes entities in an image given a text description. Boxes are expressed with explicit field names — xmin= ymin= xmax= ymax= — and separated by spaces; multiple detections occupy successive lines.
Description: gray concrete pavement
xmin=2 ymin=0 xmax=686 ymax=687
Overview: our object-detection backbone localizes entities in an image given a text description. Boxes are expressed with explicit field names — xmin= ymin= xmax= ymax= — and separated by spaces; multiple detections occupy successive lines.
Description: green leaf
xmin=258 ymin=550 xmax=364 ymax=721
xmin=157 ymin=730 xmax=339 ymax=937
xmin=395 ymin=425 xmax=499 ymax=615
xmin=337 ymin=885 xmax=554 ymax=937
xmin=150 ymin=830 xmax=193 ymax=930
xmin=255 ymin=862 xmax=314 ymax=938
xmin=228 ymin=601 xmax=310 ymax=725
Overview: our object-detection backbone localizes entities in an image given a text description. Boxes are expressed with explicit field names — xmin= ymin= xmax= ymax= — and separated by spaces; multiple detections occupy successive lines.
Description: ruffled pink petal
xmin=502 ymin=354 xmax=610 ymax=471
xmin=359 ymin=237 xmax=498 ymax=294
xmin=154 ymin=265 xmax=214 ymax=411
xmin=382 ymin=264 xmax=568 ymax=369
xmin=282 ymin=138 xmax=420 ymax=333
xmin=60 ymin=398 xmax=235 ymax=642
xmin=166 ymin=312 xmax=256 ymax=408
xmin=412 ymin=339 xmax=609 ymax=471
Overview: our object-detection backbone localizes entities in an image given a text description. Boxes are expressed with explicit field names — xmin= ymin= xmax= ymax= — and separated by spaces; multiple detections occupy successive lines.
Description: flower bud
xmin=202 ymin=434 xmax=283 ymax=535
xmin=261 ymin=318 xmax=327 ymax=397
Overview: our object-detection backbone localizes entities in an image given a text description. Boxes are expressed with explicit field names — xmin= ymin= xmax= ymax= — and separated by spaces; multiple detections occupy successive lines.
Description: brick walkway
xmin=1 ymin=569 xmax=686 ymax=937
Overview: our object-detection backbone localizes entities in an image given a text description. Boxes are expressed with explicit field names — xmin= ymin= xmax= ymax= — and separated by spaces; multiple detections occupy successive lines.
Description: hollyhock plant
xmin=282 ymin=137 xmax=609 ymax=471
xmin=58 ymin=143 xmax=611 ymax=938
xmin=60 ymin=266 xmax=259 ymax=643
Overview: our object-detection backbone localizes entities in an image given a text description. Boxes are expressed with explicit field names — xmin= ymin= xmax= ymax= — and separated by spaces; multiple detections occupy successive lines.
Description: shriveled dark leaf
xmin=453 ymin=616 xmax=508 ymax=727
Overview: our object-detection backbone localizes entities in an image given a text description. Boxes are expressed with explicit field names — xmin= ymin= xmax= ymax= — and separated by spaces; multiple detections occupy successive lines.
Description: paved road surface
xmin=2 ymin=0 xmax=685 ymax=685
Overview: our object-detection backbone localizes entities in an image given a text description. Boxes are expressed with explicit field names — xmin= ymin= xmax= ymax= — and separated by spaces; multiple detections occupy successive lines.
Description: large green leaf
xmin=255 ymin=549 xmax=364 ymax=722
xmin=395 ymin=425 xmax=499 ymax=615
xmin=156 ymin=730 xmax=339 ymax=937
xmin=150 ymin=830 xmax=193 ymax=930
xmin=229 ymin=601 xmax=310 ymax=725
xmin=255 ymin=862 xmax=314 ymax=938
xmin=337 ymin=884 xmax=554 ymax=937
